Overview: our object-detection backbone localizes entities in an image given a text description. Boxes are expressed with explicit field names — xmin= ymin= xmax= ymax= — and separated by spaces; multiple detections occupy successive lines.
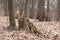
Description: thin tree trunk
xmin=57 ymin=0 xmax=60 ymax=27
xmin=57 ymin=0 xmax=60 ymax=21
xmin=47 ymin=0 xmax=49 ymax=12
xmin=37 ymin=0 xmax=45 ymax=21
xmin=48 ymin=0 xmax=58 ymax=21
xmin=18 ymin=0 xmax=28 ymax=30
xmin=8 ymin=0 xmax=16 ymax=29
xmin=4 ymin=0 xmax=8 ymax=16
xmin=23 ymin=0 xmax=28 ymax=30
xmin=30 ymin=0 xmax=34 ymax=18
xmin=47 ymin=0 xmax=50 ymax=21
xmin=13 ymin=0 xmax=17 ymax=17
xmin=33 ymin=0 xmax=38 ymax=19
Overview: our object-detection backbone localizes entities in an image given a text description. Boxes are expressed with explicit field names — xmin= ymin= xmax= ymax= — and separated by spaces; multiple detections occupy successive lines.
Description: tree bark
xmin=4 ymin=0 xmax=8 ymax=16
xmin=30 ymin=0 xmax=34 ymax=18
xmin=47 ymin=0 xmax=49 ymax=21
xmin=57 ymin=0 xmax=60 ymax=27
xmin=57 ymin=0 xmax=60 ymax=21
xmin=37 ymin=0 xmax=45 ymax=21
xmin=8 ymin=0 xmax=16 ymax=29
xmin=18 ymin=0 xmax=28 ymax=30
xmin=48 ymin=0 xmax=58 ymax=21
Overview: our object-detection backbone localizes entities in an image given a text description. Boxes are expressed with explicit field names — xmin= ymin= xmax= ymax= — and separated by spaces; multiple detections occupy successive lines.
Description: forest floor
xmin=0 ymin=16 xmax=60 ymax=40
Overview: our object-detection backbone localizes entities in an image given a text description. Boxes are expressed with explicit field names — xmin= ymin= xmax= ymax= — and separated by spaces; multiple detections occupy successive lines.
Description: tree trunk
xmin=8 ymin=0 xmax=16 ymax=29
xmin=13 ymin=0 xmax=17 ymax=17
xmin=47 ymin=0 xmax=49 ymax=12
xmin=4 ymin=0 xmax=8 ymax=16
xmin=57 ymin=0 xmax=60 ymax=21
xmin=57 ymin=0 xmax=60 ymax=27
xmin=37 ymin=0 xmax=45 ymax=21
xmin=30 ymin=0 xmax=34 ymax=18
xmin=48 ymin=0 xmax=58 ymax=21
xmin=33 ymin=0 xmax=38 ymax=19
xmin=18 ymin=0 xmax=28 ymax=30
xmin=47 ymin=0 xmax=50 ymax=21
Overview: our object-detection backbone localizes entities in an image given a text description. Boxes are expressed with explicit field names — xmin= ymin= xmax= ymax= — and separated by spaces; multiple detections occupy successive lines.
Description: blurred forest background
xmin=0 ymin=0 xmax=60 ymax=40
xmin=0 ymin=0 xmax=59 ymax=20
xmin=0 ymin=0 xmax=60 ymax=33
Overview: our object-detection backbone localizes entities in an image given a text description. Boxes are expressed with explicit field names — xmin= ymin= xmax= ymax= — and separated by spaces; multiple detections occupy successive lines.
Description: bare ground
xmin=0 ymin=16 xmax=60 ymax=40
